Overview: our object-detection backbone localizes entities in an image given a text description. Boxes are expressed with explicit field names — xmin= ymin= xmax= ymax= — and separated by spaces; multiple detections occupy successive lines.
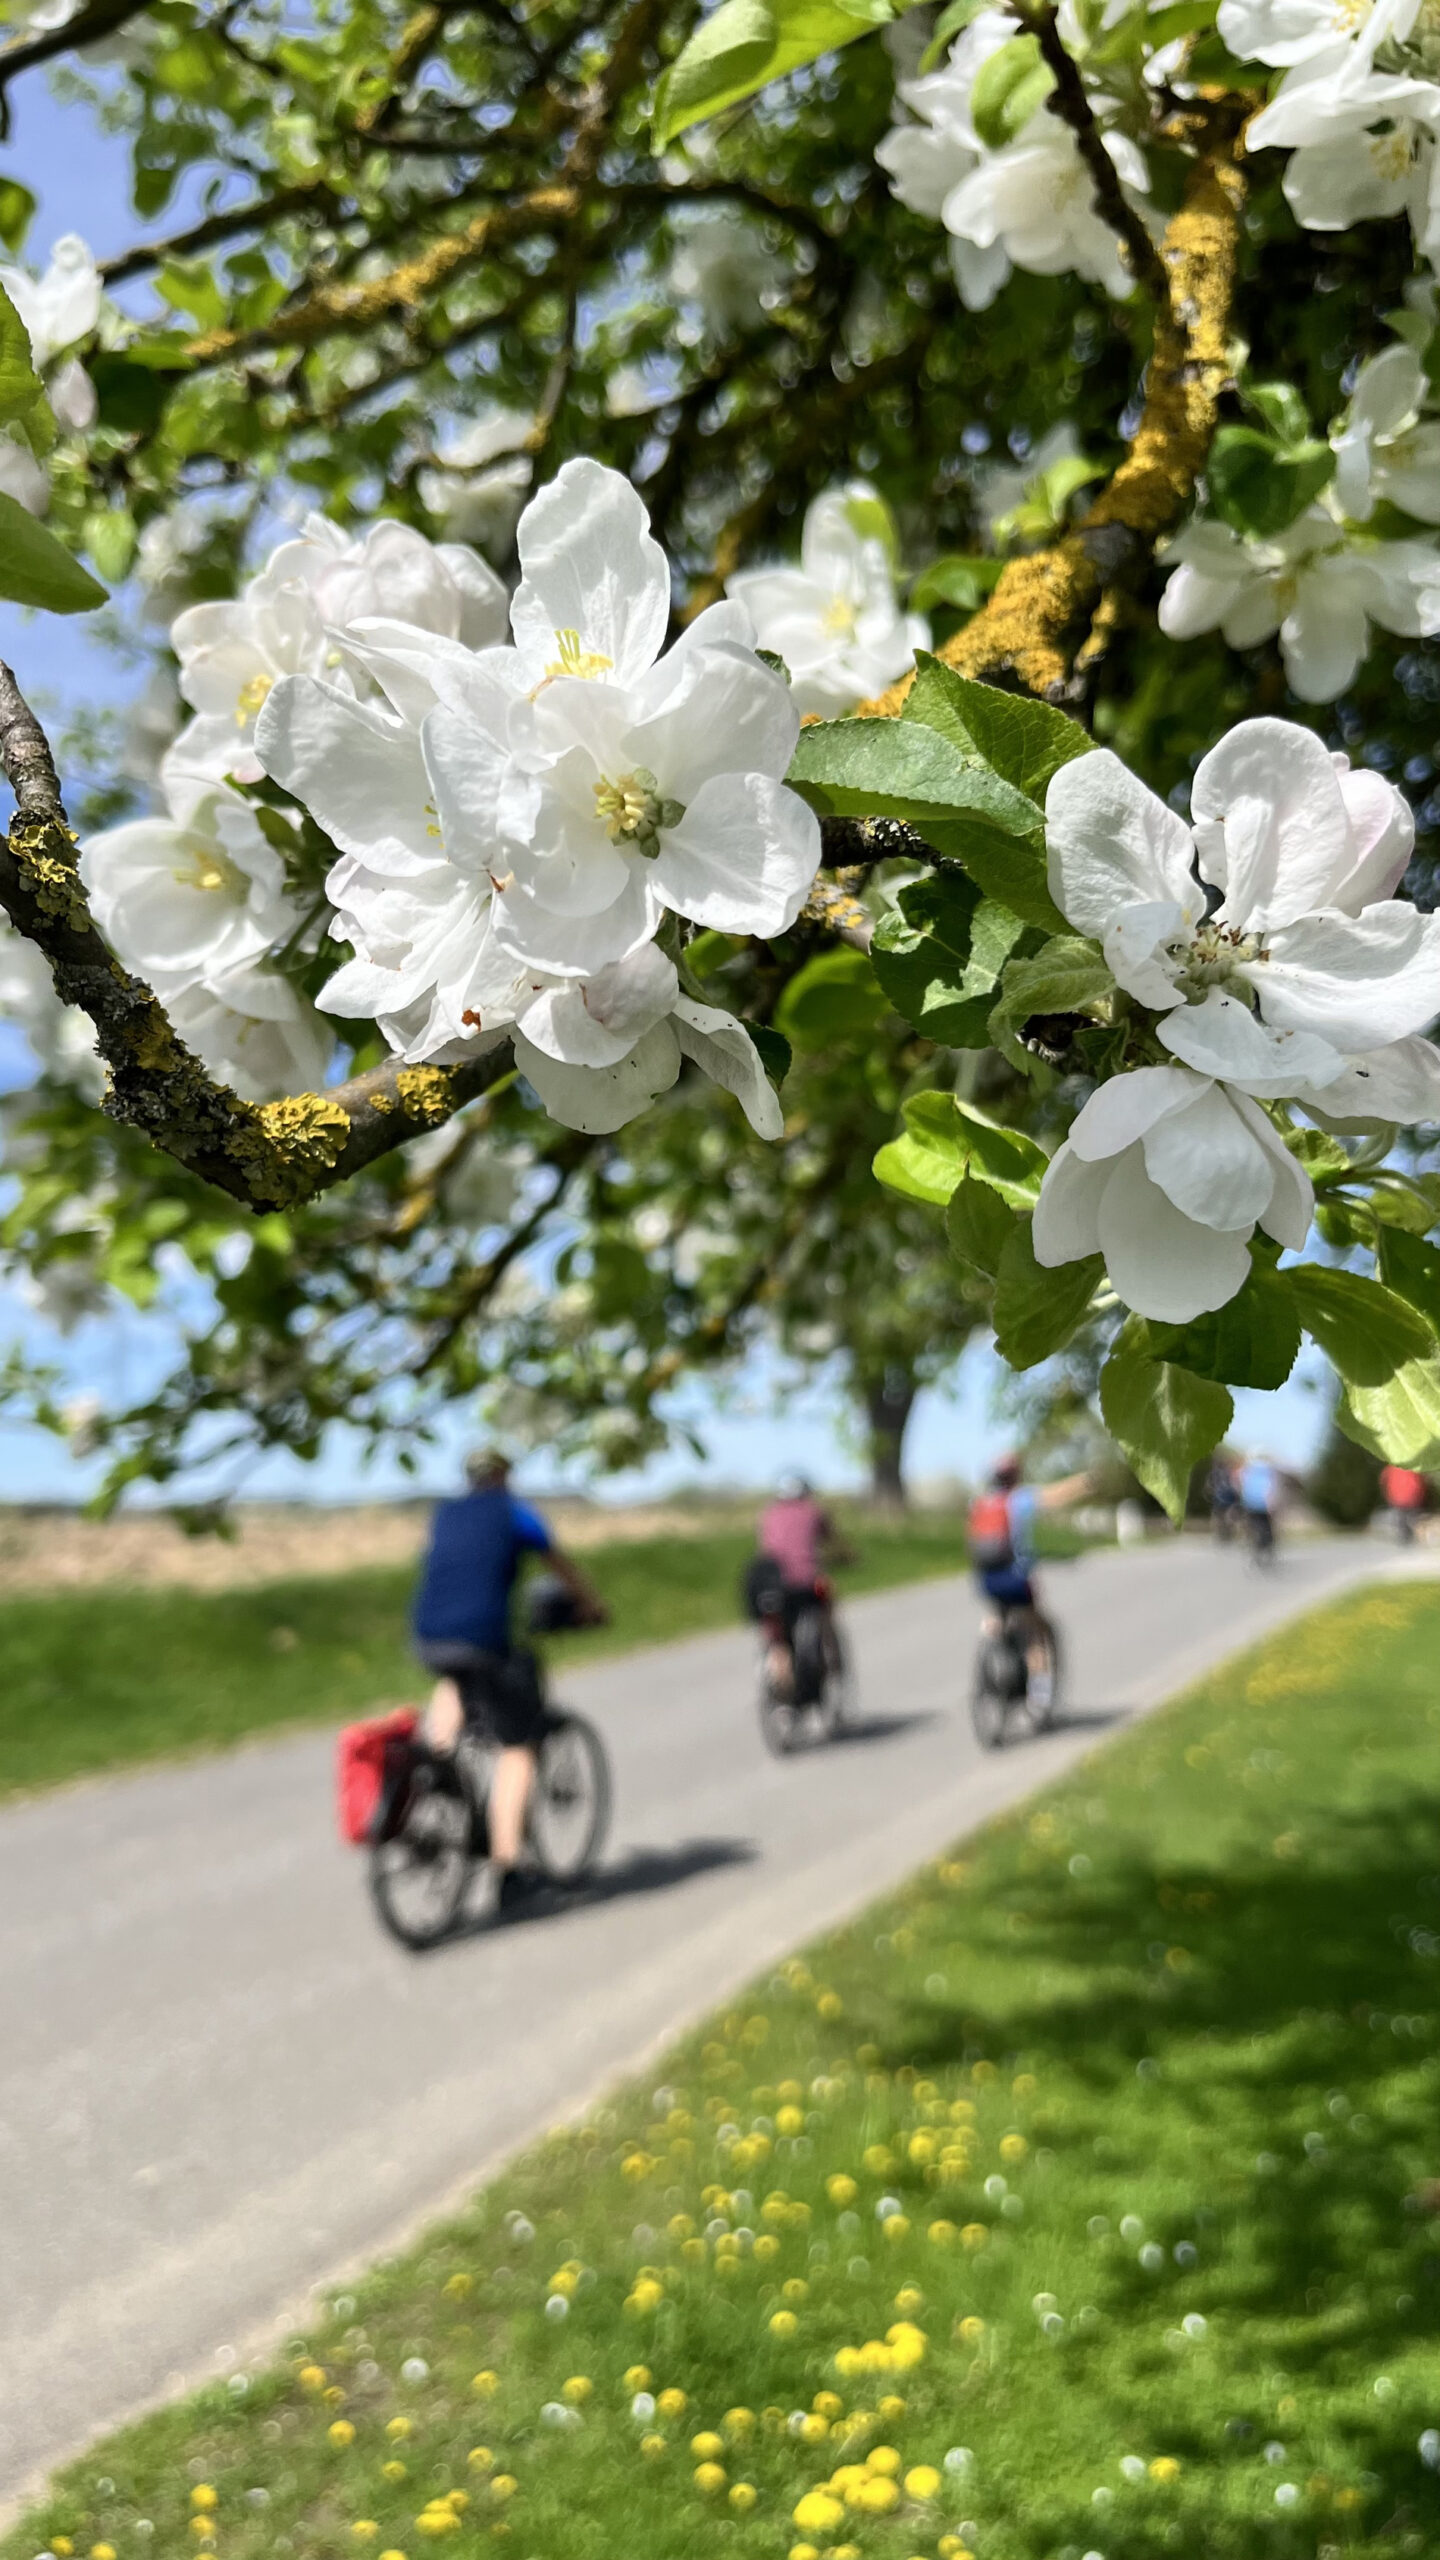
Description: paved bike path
xmin=0 ymin=1535 xmax=1407 ymax=2505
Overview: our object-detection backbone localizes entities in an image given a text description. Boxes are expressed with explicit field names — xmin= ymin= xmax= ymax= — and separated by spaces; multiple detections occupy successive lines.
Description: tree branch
xmin=98 ymin=180 xmax=338 ymax=286
xmin=0 ymin=664 xmax=511 ymax=1212
xmin=0 ymin=0 xmax=153 ymax=132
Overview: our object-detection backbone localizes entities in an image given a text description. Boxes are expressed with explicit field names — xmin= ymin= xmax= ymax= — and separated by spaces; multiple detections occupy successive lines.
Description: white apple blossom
xmin=668 ymin=207 xmax=789 ymax=334
xmin=1331 ymin=341 xmax=1440 ymax=521
xmin=165 ymin=970 xmax=333 ymax=1103
xmin=1033 ymin=1063 xmax=1315 ymax=1320
xmin=169 ymin=514 xmax=509 ymax=783
xmin=0 ymin=921 xmax=103 ymax=1099
xmin=417 ymin=409 xmax=534 ymax=557
xmin=1157 ymin=501 xmax=1440 ymax=699
xmin=726 ymin=483 xmax=929 ymax=714
xmin=0 ymin=431 xmax=49 ymax=516
xmin=1246 ymin=50 xmax=1440 ymax=260
xmin=1045 ymin=718 xmax=1440 ymax=1067
xmin=252 ymin=463 xmax=805 ymax=1136
xmin=81 ymin=777 xmax=303 ymax=1000
xmin=0 ymin=232 xmax=100 ymax=369
xmin=875 ymin=10 xmax=1152 ymax=308
xmin=1217 ymin=0 xmax=1420 ymax=72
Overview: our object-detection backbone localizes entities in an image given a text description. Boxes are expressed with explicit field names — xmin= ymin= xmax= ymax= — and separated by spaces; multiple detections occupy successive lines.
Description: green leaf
xmin=774 ymin=947 xmax=888 ymax=1050
xmin=895 ymin=869 xmax=980 ymax=956
xmin=988 ymin=935 xmax=1112 ymax=1050
xmin=787 ymin=713 xmax=1038 ymax=833
xmin=1207 ymin=424 xmax=1335 ymax=539
xmin=873 ymin=1087 xmax=968 ymax=1205
xmin=1377 ymin=1226 xmax=1440 ymax=1333
xmin=1287 ymin=1265 xmax=1434 ymax=1386
xmin=992 ymin=1217 xmax=1101 ymax=1368
xmin=0 ymin=282 xmax=50 ymax=448
xmin=1100 ymin=1350 xmax=1233 ymax=1524
xmin=969 ymin=33 xmax=1054 ymax=147
xmin=0 ymin=492 xmax=107 ymax=614
xmin=920 ymin=0 xmax=993 ymax=67
xmin=841 ymin=486 xmax=899 ymax=567
xmin=1243 ymin=379 xmax=1311 ymax=445
xmin=1136 ymin=1262 xmax=1302 ymax=1391
xmin=155 ymin=258 xmax=228 ymax=332
xmin=945 ymin=1171 xmax=1018 ymax=1276
xmin=652 ymin=0 xmax=898 ymax=146
xmin=953 ymin=1097 xmax=1047 ymax=1207
xmin=869 ymin=917 xmax=995 ymax=1046
xmin=902 ymin=654 xmax=1091 ymax=804
xmin=0 ymin=181 xmax=35 ymax=255
xmin=909 ymin=554 xmax=1004 ymax=614
xmin=1337 ymin=1359 xmax=1440 ymax=1466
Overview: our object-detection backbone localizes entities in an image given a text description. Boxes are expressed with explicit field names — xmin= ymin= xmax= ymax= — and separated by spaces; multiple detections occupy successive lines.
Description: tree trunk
xmin=862 ymin=1366 xmax=916 ymax=1512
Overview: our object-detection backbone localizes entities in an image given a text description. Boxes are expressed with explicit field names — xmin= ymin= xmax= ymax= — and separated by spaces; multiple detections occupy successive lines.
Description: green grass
xmin=14 ymin=1576 xmax=1440 ymax=2560
xmin=0 ymin=1508 xmax=986 ymax=1800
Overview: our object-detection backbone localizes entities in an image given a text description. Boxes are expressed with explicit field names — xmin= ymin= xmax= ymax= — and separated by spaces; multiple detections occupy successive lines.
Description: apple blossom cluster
xmin=875 ymin=7 xmax=1154 ymax=309
xmin=250 ymin=459 xmax=819 ymax=1134
xmin=1225 ymin=0 xmax=1440 ymax=258
xmin=726 ymin=484 xmax=929 ymax=714
xmin=1033 ymin=717 xmax=1440 ymax=1321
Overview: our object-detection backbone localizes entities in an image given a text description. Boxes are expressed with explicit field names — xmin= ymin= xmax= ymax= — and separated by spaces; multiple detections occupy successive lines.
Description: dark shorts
xmin=979 ymin=1565 xmax=1035 ymax=1608
xmin=416 ymin=1641 xmax=546 ymax=1748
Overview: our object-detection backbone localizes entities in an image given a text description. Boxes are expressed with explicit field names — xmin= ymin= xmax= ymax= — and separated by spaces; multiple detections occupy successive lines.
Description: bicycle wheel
xmin=970 ymin=1638 xmax=1012 ymax=1749
xmin=1013 ymin=1620 xmax=1061 ymax=1738
xmin=527 ymin=1712 xmax=611 ymax=1883
xmin=816 ymin=1620 xmax=855 ymax=1740
xmin=369 ymin=1760 xmax=474 ymax=1950
xmin=759 ymin=1672 xmax=802 ymax=1755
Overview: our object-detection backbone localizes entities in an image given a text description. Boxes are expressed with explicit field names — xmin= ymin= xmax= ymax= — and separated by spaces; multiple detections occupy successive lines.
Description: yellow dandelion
xmin=905 ymin=2466 xmax=941 ymax=2500
xmin=471 ymin=2373 xmax=498 ymax=2399
xmin=383 ymin=2463 xmax=408 ymax=2485
xmin=782 ymin=2277 xmax=809 ymax=2303
xmin=877 ymin=2394 xmax=906 ymax=2420
xmin=466 ymin=2450 xmax=493 ymax=2473
xmin=789 ymin=2546 xmax=819 ymax=2560
xmin=298 ymin=2364 xmax=327 ymax=2391
xmin=866 ymin=2446 xmax=901 ymax=2477
xmin=754 ymin=2232 xmax=781 ymax=2262
xmin=657 ymin=2387 xmax=687 ymax=2420
xmin=640 ymin=2435 xmax=666 ymax=2461
xmin=769 ymin=2309 xmax=799 ymax=2339
xmin=625 ymin=2278 xmax=664 ymax=2315
xmin=862 ymin=2146 xmax=893 ymax=2177
xmin=324 ymin=2386 xmax=347 ymax=2408
xmin=826 ymin=2174 xmax=858 ymax=2208
xmin=489 ymin=2478 xmax=517 ymax=2504
xmin=1149 ymin=2457 xmax=1180 ymax=2484
xmin=882 ymin=2213 xmax=910 ymax=2241
xmin=693 ymin=2463 xmax=727 ymax=2495
xmin=351 ymin=2526 xmax=381 ymax=2542
xmin=728 ymin=2484 xmax=758 ymax=2514
xmin=189 ymin=2491 xmax=218 ymax=2514
xmin=960 ymin=2223 xmax=988 ymax=2251
xmin=388 ymin=2416 xmax=414 ymax=2437
xmin=855 ymin=2476 xmax=900 ymax=2513
xmin=724 ymin=2407 xmax=755 ymax=2437
xmin=91 ymin=2544 xmax=117 ymax=2558
xmin=562 ymin=2377 xmax=591 ymax=2405
xmin=793 ymin=2492 xmax=844 ymax=2534
xmin=328 ymin=2420 xmax=356 ymax=2448
xmin=691 ymin=2433 xmax=724 ymax=2461
xmin=443 ymin=2272 xmax=473 ymax=2299
xmin=999 ymin=2133 xmax=1028 ymax=2164
xmin=958 ymin=2315 xmax=986 ymax=2344
xmin=624 ymin=2365 xmax=652 ymax=2391
xmin=812 ymin=2390 xmax=842 ymax=2418
xmin=928 ymin=2219 xmax=957 ymax=2246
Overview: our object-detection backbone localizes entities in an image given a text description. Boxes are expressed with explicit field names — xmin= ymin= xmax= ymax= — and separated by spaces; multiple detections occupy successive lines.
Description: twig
xmin=99 ymin=181 xmax=338 ymax=286
xmin=0 ymin=0 xmax=153 ymax=133
xmin=1020 ymin=1 xmax=1169 ymax=306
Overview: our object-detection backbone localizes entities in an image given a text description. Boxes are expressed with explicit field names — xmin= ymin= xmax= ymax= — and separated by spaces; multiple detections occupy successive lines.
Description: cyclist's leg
xmin=426 ymin=1678 xmax=464 ymax=1753
xmin=489 ymin=1743 xmax=538 ymax=1866
xmin=475 ymin=1647 xmax=546 ymax=1879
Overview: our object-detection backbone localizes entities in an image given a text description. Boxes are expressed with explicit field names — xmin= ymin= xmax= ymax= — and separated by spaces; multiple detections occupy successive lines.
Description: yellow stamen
xmin=542 ymin=626 xmax=615 ymax=683
xmin=236 ymin=671 xmax=274 ymax=726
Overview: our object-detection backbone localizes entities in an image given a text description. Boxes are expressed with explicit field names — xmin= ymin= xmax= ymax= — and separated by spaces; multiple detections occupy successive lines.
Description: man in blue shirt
xmin=414 ymin=1452 xmax=605 ymax=1908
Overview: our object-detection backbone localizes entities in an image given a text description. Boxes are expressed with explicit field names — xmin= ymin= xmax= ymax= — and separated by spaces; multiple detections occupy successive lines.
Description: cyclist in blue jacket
xmin=413 ymin=1452 xmax=605 ymax=1910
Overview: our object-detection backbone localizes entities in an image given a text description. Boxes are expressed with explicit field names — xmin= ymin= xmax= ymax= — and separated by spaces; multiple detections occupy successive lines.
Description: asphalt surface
xmin=0 ymin=1533 xmax=1403 ymax=2505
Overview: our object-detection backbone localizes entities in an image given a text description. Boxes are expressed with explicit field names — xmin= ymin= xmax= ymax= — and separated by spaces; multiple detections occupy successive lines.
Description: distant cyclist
xmin=1380 ymin=1461 xmax=1427 ymax=1544
xmin=1208 ymin=1452 xmax=1241 ymax=1543
xmin=1237 ymin=1451 xmax=1280 ymax=1562
xmin=412 ymin=1452 xmax=606 ymax=1912
xmin=967 ymin=1454 xmax=1091 ymax=1711
xmin=750 ymin=1474 xmax=855 ymax=1700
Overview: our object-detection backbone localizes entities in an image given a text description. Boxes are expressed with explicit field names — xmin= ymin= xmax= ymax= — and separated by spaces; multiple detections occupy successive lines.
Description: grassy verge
xmin=14 ymin=1577 xmax=1440 ymax=2560
xmin=0 ymin=1507 xmax=1008 ymax=1800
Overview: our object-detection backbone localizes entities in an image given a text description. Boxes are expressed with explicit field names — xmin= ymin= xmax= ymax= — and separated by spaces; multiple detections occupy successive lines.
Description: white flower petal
xmin=1140 ymin=1081 xmax=1279 ymax=1231
xmin=1032 ymin=1138 xmax=1105 ymax=1264
xmin=255 ymin=677 xmax=435 ymax=866
xmin=1066 ymin=1061 xmax=1204 ymax=1163
xmin=490 ymin=858 xmax=661 ymax=977
xmin=518 ymin=945 xmax=678 ymax=1067
xmin=1045 ymin=749 xmax=1200 ymax=941
xmin=1190 ymin=716 xmax=1353 ymax=929
xmin=513 ymin=1018 xmax=682 ymax=1132
xmin=654 ymin=771 xmax=820 ymax=936
xmin=1096 ymin=1146 xmax=1254 ymax=1320
xmin=1156 ymin=987 xmax=1347 ymax=1094
xmin=1226 ymin=1089 xmax=1315 ymax=1248
xmin=510 ymin=458 xmax=671 ymax=687
xmin=1292 ymin=1031 xmax=1440 ymax=1124
xmin=1250 ymin=901 xmax=1440 ymax=1049
xmin=1102 ymin=900 xmax=1188 ymax=1007
xmin=671 ymin=996 xmax=783 ymax=1137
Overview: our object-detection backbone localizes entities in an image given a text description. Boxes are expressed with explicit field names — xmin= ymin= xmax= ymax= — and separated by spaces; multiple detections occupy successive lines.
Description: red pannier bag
xmin=336 ymin=1707 xmax=419 ymax=1846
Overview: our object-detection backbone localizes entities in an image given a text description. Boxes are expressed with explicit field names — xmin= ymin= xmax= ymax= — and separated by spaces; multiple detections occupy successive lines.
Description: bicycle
xmin=1242 ymin=1507 xmax=1278 ymax=1570
xmin=369 ymin=1704 xmax=611 ymax=1950
xmin=759 ymin=1583 xmax=855 ymax=1755
xmin=970 ymin=1604 xmax=1061 ymax=1750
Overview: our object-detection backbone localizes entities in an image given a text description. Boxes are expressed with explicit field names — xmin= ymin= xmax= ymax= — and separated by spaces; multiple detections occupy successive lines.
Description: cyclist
xmin=1237 ymin=1451 xmax=1280 ymax=1561
xmin=1380 ymin=1460 xmax=1427 ymax=1544
xmin=966 ymin=1454 xmax=1090 ymax=1710
xmin=750 ymin=1474 xmax=855 ymax=1700
xmin=412 ymin=1452 xmax=607 ymax=1912
xmin=1208 ymin=1452 xmax=1241 ymax=1543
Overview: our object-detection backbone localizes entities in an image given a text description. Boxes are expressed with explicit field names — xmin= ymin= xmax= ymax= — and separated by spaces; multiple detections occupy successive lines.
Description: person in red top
xmin=751 ymin=1475 xmax=855 ymax=1697
xmin=1380 ymin=1462 xmax=1428 ymax=1544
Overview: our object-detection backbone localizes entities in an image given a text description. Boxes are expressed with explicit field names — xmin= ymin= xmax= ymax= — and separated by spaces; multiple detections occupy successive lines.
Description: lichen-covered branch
xmin=866 ymin=142 xmax=1246 ymax=709
xmin=0 ymin=664 xmax=510 ymax=1212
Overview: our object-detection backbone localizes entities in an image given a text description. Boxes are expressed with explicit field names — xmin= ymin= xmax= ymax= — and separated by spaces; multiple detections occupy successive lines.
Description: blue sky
xmin=0 ymin=73 xmax=1336 ymax=1508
